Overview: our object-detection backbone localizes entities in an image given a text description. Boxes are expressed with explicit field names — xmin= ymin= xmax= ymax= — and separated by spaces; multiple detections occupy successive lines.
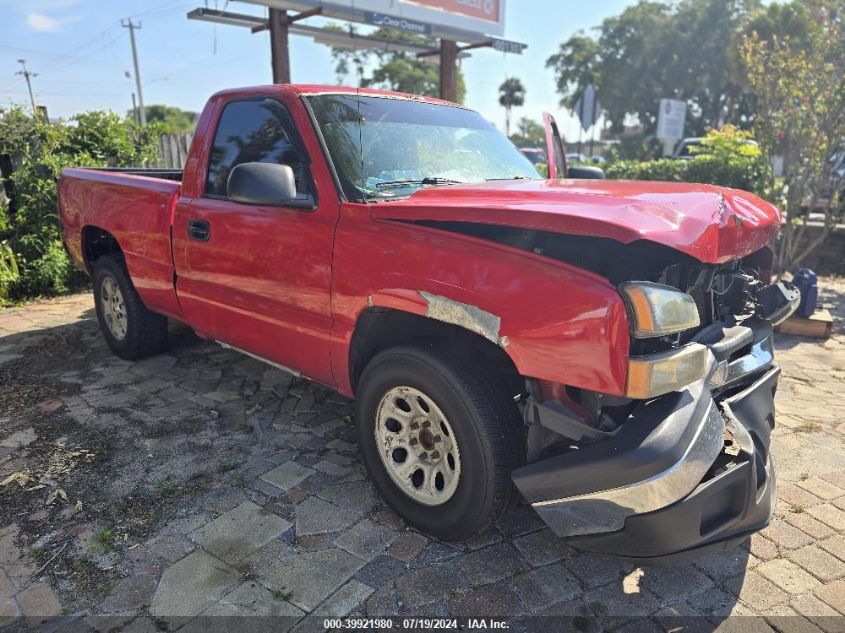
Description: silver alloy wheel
xmin=100 ymin=276 xmax=128 ymax=340
xmin=374 ymin=385 xmax=461 ymax=506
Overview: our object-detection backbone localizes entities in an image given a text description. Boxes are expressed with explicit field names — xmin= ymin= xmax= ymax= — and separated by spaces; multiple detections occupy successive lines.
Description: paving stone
xmin=190 ymin=501 xmax=291 ymax=563
xmin=495 ymin=505 xmax=547 ymax=538
xmin=815 ymin=579 xmax=845 ymax=615
xmin=724 ymin=571 xmax=790 ymax=612
xmin=640 ymin=564 xmax=715 ymax=602
xmin=0 ymin=598 xmax=20 ymax=619
xmin=762 ymin=518 xmax=816 ymax=550
xmin=785 ymin=511 xmax=836 ymax=540
xmin=312 ymin=460 xmax=351 ymax=477
xmin=0 ymin=569 xmax=13 ymax=601
xmin=150 ymin=550 xmax=240 ymax=617
xmin=748 ymin=534 xmax=781 ymax=561
xmin=394 ymin=564 xmax=463 ymax=609
xmin=99 ymin=574 xmax=159 ymax=613
xmin=684 ymin=587 xmax=737 ymax=618
xmin=119 ymin=617 xmax=163 ymax=633
xmin=757 ymin=559 xmax=822 ymax=595
xmin=510 ymin=563 xmax=580 ymax=612
xmin=16 ymin=583 xmax=62 ymax=624
xmin=806 ymin=504 xmax=845 ymax=530
xmin=315 ymin=480 xmax=379 ymax=514
xmin=787 ymin=546 xmax=845 ymax=582
xmin=455 ymin=543 xmax=528 ymax=586
xmin=583 ymin=581 xmax=661 ymax=618
xmin=335 ymin=520 xmax=397 ymax=561
xmin=365 ymin=583 xmax=400 ymax=617
xmin=387 ymin=532 xmax=428 ymax=562
xmin=146 ymin=531 xmax=197 ymax=565
xmin=512 ymin=528 xmax=576 ymax=567
xmin=820 ymin=536 xmax=845 ymax=562
xmin=409 ymin=541 xmax=462 ymax=567
xmin=313 ymin=579 xmax=374 ymax=616
xmin=265 ymin=548 xmax=365 ymax=612
xmin=260 ymin=461 xmax=315 ymax=491
xmin=295 ymin=496 xmax=357 ymax=536
xmin=796 ymin=476 xmax=845 ymax=501
xmin=779 ymin=483 xmax=826 ymax=508
xmin=449 ymin=581 xmax=525 ymax=616
xmin=568 ymin=552 xmax=631 ymax=588
xmin=353 ymin=554 xmax=408 ymax=587
xmin=694 ymin=548 xmax=755 ymax=583
xmin=202 ymin=580 xmax=304 ymax=618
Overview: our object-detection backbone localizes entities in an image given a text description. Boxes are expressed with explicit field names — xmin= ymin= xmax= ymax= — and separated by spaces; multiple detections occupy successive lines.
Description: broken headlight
xmin=620 ymin=282 xmax=701 ymax=338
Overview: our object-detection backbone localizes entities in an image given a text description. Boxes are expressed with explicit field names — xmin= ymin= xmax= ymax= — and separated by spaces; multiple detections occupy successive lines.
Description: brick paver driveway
xmin=1 ymin=280 xmax=844 ymax=632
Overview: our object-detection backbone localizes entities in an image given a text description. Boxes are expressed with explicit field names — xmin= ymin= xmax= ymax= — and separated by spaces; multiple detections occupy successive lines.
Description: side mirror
xmin=227 ymin=162 xmax=314 ymax=209
xmin=567 ymin=165 xmax=606 ymax=180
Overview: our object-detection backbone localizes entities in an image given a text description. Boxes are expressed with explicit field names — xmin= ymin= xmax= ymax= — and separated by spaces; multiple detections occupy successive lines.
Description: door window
xmin=205 ymin=99 xmax=307 ymax=197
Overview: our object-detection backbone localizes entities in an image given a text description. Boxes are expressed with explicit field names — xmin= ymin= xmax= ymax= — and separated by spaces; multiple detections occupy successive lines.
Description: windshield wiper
xmin=374 ymin=177 xmax=465 ymax=190
xmin=485 ymin=176 xmax=531 ymax=181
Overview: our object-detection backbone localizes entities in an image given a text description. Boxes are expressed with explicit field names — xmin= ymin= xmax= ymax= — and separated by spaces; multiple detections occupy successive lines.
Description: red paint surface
xmin=59 ymin=84 xmax=781 ymax=399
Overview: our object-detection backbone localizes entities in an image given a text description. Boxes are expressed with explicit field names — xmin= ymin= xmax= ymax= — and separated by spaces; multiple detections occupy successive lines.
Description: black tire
xmin=93 ymin=254 xmax=168 ymax=360
xmin=355 ymin=342 xmax=525 ymax=541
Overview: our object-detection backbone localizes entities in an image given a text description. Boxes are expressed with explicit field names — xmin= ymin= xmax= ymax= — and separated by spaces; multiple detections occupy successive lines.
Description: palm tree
xmin=498 ymin=77 xmax=526 ymax=137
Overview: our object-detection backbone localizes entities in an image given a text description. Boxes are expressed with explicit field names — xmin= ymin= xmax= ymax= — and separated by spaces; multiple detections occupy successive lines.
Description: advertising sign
xmin=245 ymin=0 xmax=507 ymax=37
xmin=657 ymin=98 xmax=687 ymax=141
xmin=364 ymin=11 xmax=431 ymax=35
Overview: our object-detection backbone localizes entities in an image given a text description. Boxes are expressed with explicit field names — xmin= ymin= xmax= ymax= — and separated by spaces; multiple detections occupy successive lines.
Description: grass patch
xmin=94 ymin=528 xmax=116 ymax=553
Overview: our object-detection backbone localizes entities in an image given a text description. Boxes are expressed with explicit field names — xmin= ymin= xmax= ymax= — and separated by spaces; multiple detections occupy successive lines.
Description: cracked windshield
xmin=308 ymin=94 xmax=540 ymax=200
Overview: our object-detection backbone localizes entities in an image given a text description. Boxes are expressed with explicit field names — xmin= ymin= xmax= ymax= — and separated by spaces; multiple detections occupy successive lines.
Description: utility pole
xmin=121 ymin=18 xmax=146 ymax=126
xmin=15 ymin=59 xmax=38 ymax=115
xmin=439 ymin=40 xmax=458 ymax=102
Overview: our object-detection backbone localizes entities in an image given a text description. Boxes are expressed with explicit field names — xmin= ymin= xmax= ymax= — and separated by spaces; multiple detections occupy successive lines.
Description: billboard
xmin=239 ymin=0 xmax=506 ymax=38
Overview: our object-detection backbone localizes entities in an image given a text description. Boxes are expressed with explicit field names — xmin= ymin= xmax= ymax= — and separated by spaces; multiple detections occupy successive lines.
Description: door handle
xmin=187 ymin=219 xmax=210 ymax=242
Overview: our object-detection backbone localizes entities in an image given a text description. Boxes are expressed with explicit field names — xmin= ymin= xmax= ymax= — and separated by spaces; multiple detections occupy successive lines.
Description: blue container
xmin=793 ymin=268 xmax=818 ymax=318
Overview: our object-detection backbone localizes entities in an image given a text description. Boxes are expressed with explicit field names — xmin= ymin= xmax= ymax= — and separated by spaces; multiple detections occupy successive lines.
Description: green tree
xmin=509 ymin=117 xmax=545 ymax=148
xmin=330 ymin=26 xmax=466 ymax=102
xmin=0 ymin=108 xmax=160 ymax=301
xmin=498 ymin=77 xmax=525 ymax=137
xmin=132 ymin=105 xmax=197 ymax=133
xmin=740 ymin=0 xmax=845 ymax=270
xmin=547 ymin=0 xmax=762 ymax=136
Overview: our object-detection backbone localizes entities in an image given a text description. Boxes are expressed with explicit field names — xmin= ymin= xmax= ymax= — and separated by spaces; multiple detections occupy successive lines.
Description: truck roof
xmin=209 ymin=84 xmax=462 ymax=108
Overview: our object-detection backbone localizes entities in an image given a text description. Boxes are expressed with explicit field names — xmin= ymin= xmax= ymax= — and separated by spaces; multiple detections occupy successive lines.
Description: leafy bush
xmin=0 ymin=108 xmax=160 ymax=303
xmin=605 ymin=126 xmax=768 ymax=197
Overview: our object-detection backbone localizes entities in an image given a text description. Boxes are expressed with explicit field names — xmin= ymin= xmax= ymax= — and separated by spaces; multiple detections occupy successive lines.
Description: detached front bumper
xmin=512 ymin=319 xmax=780 ymax=564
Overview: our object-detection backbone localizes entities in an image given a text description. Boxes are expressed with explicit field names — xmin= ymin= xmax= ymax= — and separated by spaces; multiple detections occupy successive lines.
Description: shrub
xmin=0 ymin=108 xmax=160 ymax=303
xmin=605 ymin=126 xmax=768 ymax=197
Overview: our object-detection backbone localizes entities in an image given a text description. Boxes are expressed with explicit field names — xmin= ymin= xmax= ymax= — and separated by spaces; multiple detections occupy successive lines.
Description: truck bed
xmin=59 ymin=167 xmax=184 ymax=320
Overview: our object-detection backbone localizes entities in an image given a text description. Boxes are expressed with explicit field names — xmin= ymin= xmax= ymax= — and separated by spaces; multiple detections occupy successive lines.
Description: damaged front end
xmin=511 ymin=248 xmax=799 ymax=563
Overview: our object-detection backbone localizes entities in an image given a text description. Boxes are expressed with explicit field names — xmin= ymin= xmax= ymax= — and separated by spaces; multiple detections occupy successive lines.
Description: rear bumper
xmin=513 ymin=320 xmax=779 ymax=563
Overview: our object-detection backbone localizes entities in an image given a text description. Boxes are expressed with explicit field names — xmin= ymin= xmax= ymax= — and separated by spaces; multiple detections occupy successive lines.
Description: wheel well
xmin=82 ymin=226 xmax=122 ymax=272
xmin=349 ymin=308 xmax=523 ymax=397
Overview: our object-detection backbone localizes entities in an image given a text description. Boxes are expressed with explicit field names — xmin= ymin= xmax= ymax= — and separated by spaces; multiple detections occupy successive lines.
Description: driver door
xmin=173 ymin=96 xmax=338 ymax=385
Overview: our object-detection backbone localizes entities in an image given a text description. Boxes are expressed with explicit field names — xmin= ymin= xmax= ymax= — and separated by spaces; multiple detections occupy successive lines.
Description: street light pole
xmin=15 ymin=59 xmax=38 ymax=115
xmin=121 ymin=19 xmax=147 ymax=126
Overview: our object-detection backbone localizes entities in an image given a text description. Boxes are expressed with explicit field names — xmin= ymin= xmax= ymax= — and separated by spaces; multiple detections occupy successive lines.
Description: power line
xmin=121 ymin=18 xmax=146 ymax=126
xmin=15 ymin=59 xmax=38 ymax=114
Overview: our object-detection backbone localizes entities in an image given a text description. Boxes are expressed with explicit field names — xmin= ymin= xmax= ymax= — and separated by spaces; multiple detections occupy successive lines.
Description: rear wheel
xmin=93 ymin=255 xmax=168 ymax=360
xmin=356 ymin=343 xmax=524 ymax=540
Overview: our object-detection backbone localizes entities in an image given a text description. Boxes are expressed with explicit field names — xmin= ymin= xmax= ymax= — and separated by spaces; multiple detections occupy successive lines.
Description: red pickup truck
xmin=59 ymin=84 xmax=798 ymax=563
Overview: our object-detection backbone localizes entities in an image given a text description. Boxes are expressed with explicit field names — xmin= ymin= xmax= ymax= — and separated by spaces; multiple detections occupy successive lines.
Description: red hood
xmin=371 ymin=179 xmax=781 ymax=264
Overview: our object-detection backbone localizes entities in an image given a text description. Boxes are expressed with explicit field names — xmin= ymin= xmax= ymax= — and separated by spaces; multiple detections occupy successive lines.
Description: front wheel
xmin=93 ymin=255 xmax=168 ymax=360
xmin=355 ymin=343 xmax=524 ymax=541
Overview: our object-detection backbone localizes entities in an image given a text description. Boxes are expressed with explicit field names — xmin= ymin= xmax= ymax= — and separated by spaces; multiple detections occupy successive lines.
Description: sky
xmin=0 ymin=0 xmax=634 ymax=139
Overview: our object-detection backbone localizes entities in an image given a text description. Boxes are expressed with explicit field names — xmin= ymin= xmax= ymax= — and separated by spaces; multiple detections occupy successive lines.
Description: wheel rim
xmin=100 ymin=276 xmax=128 ymax=340
xmin=374 ymin=386 xmax=461 ymax=506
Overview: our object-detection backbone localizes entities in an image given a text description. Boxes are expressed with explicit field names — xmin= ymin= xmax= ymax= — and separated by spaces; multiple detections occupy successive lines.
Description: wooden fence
xmin=152 ymin=133 xmax=193 ymax=169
